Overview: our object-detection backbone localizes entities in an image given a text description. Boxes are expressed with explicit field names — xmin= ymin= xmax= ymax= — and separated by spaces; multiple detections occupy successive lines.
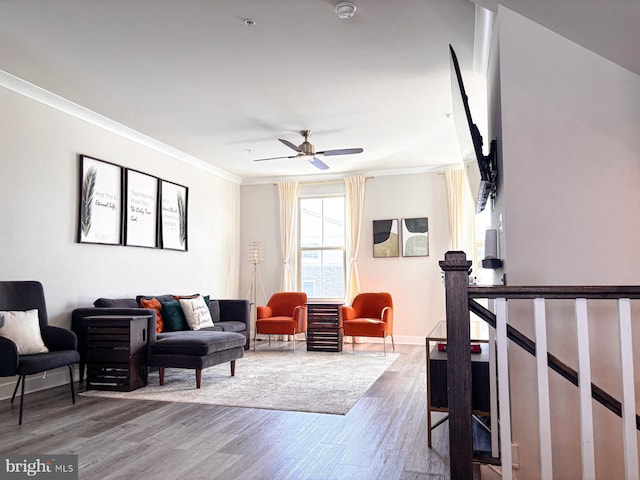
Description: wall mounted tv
xmin=449 ymin=44 xmax=497 ymax=213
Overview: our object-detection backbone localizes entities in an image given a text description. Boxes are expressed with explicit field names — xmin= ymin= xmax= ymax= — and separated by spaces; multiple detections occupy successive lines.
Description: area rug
xmin=80 ymin=349 xmax=399 ymax=415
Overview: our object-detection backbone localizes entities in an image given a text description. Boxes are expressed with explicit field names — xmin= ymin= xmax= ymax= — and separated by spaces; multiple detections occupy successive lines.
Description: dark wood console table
xmin=426 ymin=321 xmax=490 ymax=447
xmin=85 ymin=315 xmax=149 ymax=391
xmin=306 ymin=302 xmax=343 ymax=352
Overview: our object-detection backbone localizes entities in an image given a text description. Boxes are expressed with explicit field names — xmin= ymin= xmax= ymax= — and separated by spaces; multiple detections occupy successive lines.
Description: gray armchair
xmin=0 ymin=281 xmax=80 ymax=424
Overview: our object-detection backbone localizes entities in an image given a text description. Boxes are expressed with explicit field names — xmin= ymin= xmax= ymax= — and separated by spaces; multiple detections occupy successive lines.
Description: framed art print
xmin=373 ymin=219 xmax=399 ymax=258
xmin=124 ymin=169 xmax=159 ymax=248
xmin=160 ymin=179 xmax=188 ymax=251
xmin=77 ymin=155 xmax=123 ymax=245
xmin=402 ymin=217 xmax=429 ymax=257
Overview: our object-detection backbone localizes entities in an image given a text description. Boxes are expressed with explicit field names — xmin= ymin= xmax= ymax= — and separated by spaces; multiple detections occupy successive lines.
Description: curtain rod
xmin=273 ymin=176 xmax=373 ymax=186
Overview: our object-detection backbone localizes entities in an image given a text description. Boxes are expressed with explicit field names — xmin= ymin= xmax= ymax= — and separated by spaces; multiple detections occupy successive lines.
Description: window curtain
xmin=444 ymin=169 xmax=465 ymax=250
xmin=277 ymin=181 xmax=298 ymax=291
xmin=344 ymin=175 xmax=366 ymax=303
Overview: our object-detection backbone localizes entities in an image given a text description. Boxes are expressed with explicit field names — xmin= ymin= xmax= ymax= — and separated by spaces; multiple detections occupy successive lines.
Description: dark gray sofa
xmin=71 ymin=294 xmax=250 ymax=383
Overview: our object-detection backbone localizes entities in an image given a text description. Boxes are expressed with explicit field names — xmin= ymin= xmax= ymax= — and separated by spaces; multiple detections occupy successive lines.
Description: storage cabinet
xmin=85 ymin=315 xmax=149 ymax=391
xmin=306 ymin=303 xmax=343 ymax=352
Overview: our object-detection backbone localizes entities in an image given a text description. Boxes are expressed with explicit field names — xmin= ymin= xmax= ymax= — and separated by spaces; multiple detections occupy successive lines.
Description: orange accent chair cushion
xmin=341 ymin=292 xmax=393 ymax=339
xmin=256 ymin=292 xmax=308 ymax=336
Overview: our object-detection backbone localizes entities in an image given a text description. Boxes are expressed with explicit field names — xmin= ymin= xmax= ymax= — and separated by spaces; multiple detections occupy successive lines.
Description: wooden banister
xmin=439 ymin=251 xmax=640 ymax=479
xmin=439 ymin=251 xmax=473 ymax=480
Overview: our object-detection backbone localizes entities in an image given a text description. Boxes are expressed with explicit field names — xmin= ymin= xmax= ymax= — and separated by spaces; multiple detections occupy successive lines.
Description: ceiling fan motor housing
xmin=300 ymin=141 xmax=315 ymax=155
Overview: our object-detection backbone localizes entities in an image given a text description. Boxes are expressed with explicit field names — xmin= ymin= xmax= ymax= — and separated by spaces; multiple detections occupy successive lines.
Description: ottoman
xmin=148 ymin=331 xmax=246 ymax=388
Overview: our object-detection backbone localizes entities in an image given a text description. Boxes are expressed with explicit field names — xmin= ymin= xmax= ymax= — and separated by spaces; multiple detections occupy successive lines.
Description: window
xmin=298 ymin=195 xmax=345 ymax=299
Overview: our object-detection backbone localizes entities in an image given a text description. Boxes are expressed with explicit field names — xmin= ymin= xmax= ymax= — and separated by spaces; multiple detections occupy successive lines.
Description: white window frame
xmin=297 ymin=194 xmax=346 ymax=301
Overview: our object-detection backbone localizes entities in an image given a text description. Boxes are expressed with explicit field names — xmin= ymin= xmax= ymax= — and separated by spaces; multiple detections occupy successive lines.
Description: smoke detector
xmin=335 ymin=1 xmax=356 ymax=19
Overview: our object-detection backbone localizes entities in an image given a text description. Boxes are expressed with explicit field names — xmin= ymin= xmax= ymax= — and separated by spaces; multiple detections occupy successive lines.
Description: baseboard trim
xmin=345 ymin=335 xmax=425 ymax=346
xmin=0 ymin=366 xmax=78 ymax=401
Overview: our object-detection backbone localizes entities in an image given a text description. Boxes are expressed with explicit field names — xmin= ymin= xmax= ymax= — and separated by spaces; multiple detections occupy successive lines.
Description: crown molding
xmin=0 ymin=69 xmax=242 ymax=185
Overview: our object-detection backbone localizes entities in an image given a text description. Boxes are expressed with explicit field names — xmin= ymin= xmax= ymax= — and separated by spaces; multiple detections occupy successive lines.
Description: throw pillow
xmin=160 ymin=300 xmax=189 ymax=332
xmin=179 ymin=295 xmax=214 ymax=330
xmin=0 ymin=309 xmax=49 ymax=355
xmin=173 ymin=293 xmax=200 ymax=300
xmin=139 ymin=297 xmax=164 ymax=333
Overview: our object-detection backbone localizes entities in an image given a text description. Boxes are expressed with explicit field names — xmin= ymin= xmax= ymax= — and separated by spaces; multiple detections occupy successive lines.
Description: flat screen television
xmin=449 ymin=44 xmax=497 ymax=213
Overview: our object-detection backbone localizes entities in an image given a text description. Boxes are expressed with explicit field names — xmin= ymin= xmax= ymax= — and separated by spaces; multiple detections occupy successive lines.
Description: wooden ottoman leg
xmin=159 ymin=367 xmax=165 ymax=386
xmin=196 ymin=369 xmax=202 ymax=389
xmin=230 ymin=360 xmax=236 ymax=377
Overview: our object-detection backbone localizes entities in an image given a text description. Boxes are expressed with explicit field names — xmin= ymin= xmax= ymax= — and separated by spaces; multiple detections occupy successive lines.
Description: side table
xmin=85 ymin=315 xmax=149 ymax=391
xmin=306 ymin=302 xmax=343 ymax=352
xmin=426 ymin=320 xmax=491 ymax=448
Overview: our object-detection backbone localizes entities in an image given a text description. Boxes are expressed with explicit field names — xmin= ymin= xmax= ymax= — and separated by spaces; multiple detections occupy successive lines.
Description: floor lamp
xmin=246 ymin=242 xmax=267 ymax=338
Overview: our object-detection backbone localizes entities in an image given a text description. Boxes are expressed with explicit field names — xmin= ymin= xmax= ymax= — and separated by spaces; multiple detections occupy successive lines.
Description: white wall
xmin=491 ymin=7 xmax=640 ymax=479
xmin=0 ymin=86 xmax=241 ymax=396
xmin=240 ymin=172 xmax=454 ymax=343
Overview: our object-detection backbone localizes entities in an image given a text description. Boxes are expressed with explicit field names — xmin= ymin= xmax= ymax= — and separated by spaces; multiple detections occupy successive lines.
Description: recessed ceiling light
xmin=244 ymin=19 xmax=256 ymax=27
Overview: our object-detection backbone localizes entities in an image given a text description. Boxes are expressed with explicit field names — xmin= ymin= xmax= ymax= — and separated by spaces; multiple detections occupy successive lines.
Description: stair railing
xmin=440 ymin=251 xmax=640 ymax=480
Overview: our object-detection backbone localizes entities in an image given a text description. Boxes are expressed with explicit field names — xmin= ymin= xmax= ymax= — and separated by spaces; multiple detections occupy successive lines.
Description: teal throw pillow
xmin=160 ymin=300 xmax=189 ymax=331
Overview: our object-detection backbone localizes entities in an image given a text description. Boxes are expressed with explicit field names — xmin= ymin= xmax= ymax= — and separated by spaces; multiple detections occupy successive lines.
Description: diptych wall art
xmin=372 ymin=217 xmax=429 ymax=258
xmin=373 ymin=219 xmax=399 ymax=258
xmin=401 ymin=217 xmax=429 ymax=257
xmin=77 ymin=155 xmax=123 ymax=245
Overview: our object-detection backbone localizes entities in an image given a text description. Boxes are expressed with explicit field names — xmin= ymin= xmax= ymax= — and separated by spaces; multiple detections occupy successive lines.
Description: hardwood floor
xmin=0 ymin=344 xmax=450 ymax=480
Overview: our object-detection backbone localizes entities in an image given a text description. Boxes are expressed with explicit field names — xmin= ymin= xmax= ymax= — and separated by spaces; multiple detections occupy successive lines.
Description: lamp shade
xmin=247 ymin=242 xmax=264 ymax=264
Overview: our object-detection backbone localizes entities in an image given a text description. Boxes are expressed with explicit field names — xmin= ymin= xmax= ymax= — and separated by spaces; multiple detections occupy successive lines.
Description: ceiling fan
xmin=253 ymin=130 xmax=364 ymax=170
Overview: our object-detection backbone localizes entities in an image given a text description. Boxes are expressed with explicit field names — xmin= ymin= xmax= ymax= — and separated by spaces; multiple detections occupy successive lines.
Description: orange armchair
xmin=341 ymin=292 xmax=394 ymax=354
xmin=255 ymin=292 xmax=307 ymax=351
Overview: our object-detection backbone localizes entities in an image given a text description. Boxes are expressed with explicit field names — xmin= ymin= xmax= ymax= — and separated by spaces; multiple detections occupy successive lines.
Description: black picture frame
xmin=372 ymin=219 xmax=399 ymax=258
xmin=124 ymin=169 xmax=159 ymax=248
xmin=160 ymin=179 xmax=188 ymax=251
xmin=77 ymin=155 xmax=123 ymax=245
xmin=401 ymin=217 xmax=429 ymax=257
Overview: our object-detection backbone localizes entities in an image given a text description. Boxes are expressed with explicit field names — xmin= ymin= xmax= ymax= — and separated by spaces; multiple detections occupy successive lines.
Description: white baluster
xmin=534 ymin=298 xmax=553 ymax=479
xmin=575 ymin=298 xmax=595 ymax=480
xmin=618 ymin=298 xmax=639 ymax=480
xmin=496 ymin=298 xmax=512 ymax=480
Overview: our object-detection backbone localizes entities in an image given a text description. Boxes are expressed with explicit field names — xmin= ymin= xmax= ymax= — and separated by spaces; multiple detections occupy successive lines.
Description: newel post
xmin=439 ymin=251 xmax=473 ymax=480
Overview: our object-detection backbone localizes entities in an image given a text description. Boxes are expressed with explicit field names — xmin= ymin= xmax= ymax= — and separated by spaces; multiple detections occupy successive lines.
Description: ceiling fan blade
xmin=308 ymin=157 xmax=330 ymax=170
xmin=279 ymin=139 xmax=302 ymax=152
xmin=317 ymin=148 xmax=364 ymax=157
xmin=253 ymin=154 xmax=299 ymax=162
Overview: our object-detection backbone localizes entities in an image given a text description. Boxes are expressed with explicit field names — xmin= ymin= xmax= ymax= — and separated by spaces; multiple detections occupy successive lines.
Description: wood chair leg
xmin=159 ymin=367 xmax=165 ymax=385
xmin=384 ymin=336 xmax=387 ymax=356
xmin=68 ymin=365 xmax=76 ymax=404
xmin=391 ymin=335 xmax=395 ymax=352
xmin=230 ymin=360 xmax=236 ymax=377
xmin=196 ymin=369 xmax=202 ymax=389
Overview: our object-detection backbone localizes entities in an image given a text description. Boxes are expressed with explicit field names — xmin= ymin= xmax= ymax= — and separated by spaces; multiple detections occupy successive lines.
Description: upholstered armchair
xmin=0 ymin=281 xmax=80 ymax=424
xmin=255 ymin=292 xmax=307 ymax=351
xmin=341 ymin=292 xmax=394 ymax=354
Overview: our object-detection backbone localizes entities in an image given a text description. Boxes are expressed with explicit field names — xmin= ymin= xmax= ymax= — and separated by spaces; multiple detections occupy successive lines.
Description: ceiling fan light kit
xmin=335 ymin=1 xmax=357 ymax=19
